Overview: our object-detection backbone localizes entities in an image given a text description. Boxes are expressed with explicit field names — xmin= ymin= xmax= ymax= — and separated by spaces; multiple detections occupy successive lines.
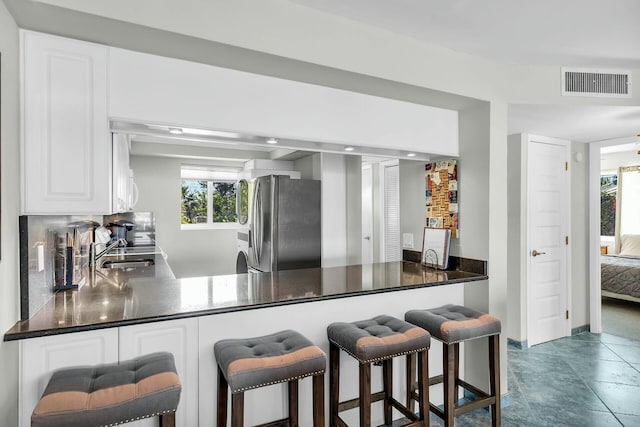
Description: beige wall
xmin=130 ymin=155 xmax=239 ymax=278
xmin=0 ymin=1 xmax=21 ymax=425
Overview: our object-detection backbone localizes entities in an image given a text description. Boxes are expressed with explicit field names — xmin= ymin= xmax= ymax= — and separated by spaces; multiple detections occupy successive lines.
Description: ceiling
xmin=508 ymin=105 xmax=640 ymax=143
xmin=290 ymin=0 xmax=640 ymax=68
xmin=289 ymin=0 xmax=640 ymax=143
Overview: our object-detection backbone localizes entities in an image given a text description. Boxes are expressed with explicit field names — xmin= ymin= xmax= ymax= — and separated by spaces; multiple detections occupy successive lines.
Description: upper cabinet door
xmin=22 ymin=31 xmax=110 ymax=214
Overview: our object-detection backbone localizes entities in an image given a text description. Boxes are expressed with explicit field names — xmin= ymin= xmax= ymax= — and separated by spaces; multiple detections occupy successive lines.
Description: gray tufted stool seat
xmin=214 ymin=329 xmax=326 ymax=427
xmin=31 ymin=352 xmax=181 ymax=427
xmin=327 ymin=315 xmax=431 ymax=427
xmin=405 ymin=304 xmax=502 ymax=427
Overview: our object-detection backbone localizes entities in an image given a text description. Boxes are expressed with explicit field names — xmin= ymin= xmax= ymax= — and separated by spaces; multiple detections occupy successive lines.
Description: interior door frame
xmin=525 ymin=134 xmax=572 ymax=345
xmin=587 ymin=136 xmax=639 ymax=334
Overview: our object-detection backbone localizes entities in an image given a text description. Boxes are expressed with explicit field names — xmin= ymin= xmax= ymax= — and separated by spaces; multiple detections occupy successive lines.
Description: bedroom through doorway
xmin=599 ymin=142 xmax=640 ymax=339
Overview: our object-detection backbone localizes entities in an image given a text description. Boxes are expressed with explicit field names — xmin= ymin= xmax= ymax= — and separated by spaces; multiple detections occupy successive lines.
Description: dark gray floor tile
xmin=568 ymin=358 xmax=640 ymax=386
xmin=519 ymin=376 xmax=609 ymax=412
xmin=508 ymin=351 xmax=571 ymax=377
xmin=531 ymin=405 xmax=622 ymax=427
xmin=590 ymin=382 xmax=640 ymax=416
xmin=565 ymin=332 xmax=602 ymax=342
xmin=553 ymin=339 xmax=623 ymax=362
xmin=616 ymin=413 xmax=640 ymax=426
xmin=606 ymin=343 xmax=640 ymax=364
xmin=600 ymin=333 xmax=640 ymax=346
xmin=632 ymin=363 xmax=640 ymax=372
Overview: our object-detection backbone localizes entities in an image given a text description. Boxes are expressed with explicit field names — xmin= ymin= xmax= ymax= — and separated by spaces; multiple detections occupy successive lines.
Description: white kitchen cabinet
xmin=112 ymin=133 xmax=138 ymax=213
xmin=19 ymin=329 xmax=119 ymax=427
xmin=118 ymin=318 xmax=199 ymax=427
xmin=22 ymin=30 xmax=111 ymax=214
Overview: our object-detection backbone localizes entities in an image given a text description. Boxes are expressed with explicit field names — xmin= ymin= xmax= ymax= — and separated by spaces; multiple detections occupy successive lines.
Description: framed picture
xmin=421 ymin=227 xmax=451 ymax=270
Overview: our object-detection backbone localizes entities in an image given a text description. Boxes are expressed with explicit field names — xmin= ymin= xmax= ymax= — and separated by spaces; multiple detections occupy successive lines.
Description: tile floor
xmin=423 ymin=332 xmax=640 ymax=426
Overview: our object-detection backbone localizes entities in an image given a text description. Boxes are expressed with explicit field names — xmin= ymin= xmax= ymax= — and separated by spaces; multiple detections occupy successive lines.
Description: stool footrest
xmin=338 ymin=394 xmax=420 ymax=422
xmin=254 ymin=418 xmax=290 ymax=427
xmin=338 ymin=391 xmax=386 ymax=412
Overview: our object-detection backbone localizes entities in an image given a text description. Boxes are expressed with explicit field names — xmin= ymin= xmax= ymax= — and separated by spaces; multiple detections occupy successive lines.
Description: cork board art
xmin=425 ymin=160 xmax=459 ymax=238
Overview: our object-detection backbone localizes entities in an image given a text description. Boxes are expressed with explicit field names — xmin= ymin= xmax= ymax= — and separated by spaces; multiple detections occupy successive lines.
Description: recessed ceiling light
xmin=266 ymin=138 xmax=278 ymax=144
xmin=407 ymin=153 xmax=416 ymax=157
xmin=344 ymin=147 xmax=355 ymax=152
xmin=169 ymin=127 xmax=183 ymax=135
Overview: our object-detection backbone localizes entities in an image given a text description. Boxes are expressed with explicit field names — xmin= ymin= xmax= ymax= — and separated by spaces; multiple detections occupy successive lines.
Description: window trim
xmin=180 ymin=166 xmax=240 ymax=227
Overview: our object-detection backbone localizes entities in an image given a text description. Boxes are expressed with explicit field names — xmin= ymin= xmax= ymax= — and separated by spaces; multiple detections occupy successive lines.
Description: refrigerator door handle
xmin=252 ymin=180 xmax=262 ymax=262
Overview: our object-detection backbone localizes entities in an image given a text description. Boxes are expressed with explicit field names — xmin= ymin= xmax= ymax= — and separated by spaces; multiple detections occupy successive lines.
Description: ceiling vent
xmin=561 ymin=67 xmax=631 ymax=98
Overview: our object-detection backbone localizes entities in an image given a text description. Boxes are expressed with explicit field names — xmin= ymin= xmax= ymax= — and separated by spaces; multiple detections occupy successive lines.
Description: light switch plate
xmin=402 ymin=233 xmax=414 ymax=249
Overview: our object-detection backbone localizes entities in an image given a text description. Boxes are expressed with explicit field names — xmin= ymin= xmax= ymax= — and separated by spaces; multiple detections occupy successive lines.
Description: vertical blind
xmin=384 ymin=164 xmax=401 ymax=262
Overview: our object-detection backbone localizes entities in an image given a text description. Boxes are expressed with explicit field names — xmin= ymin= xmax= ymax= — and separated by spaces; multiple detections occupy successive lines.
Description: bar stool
xmin=31 ymin=352 xmax=182 ymax=427
xmin=327 ymin=315 xmax=431 ymax=427
xmin=405 ymin=304 xmax=501 ymax=427
xmin=214 ymin=329 xmax=326 ymax=427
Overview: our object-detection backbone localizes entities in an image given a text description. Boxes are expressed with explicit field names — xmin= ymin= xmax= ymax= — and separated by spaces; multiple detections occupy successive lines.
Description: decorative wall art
xmin=425 ymin=159 xmax=459 ymax=238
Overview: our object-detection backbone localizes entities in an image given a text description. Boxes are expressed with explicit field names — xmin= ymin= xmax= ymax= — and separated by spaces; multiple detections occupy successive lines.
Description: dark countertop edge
xmin=4 ymin=273 xmax=488 ymax=342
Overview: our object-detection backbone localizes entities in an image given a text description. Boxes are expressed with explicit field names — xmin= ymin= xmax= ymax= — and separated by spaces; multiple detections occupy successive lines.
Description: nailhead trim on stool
xmin=405 ymin=305 xmax=502 ymax=427
xmin=215 ymin=329 xmax=326 ymax=427
xmin=327 ymin=315 xmax=431 ymax=427
xmin=31 ymin=352 xmax=181 ymax=427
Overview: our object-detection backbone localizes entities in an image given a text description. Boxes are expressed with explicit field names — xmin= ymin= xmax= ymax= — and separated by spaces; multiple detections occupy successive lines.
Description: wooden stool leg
xmin=383 ymin=359 xmax=392 ymax=425
xmin=453 ymin=342 xmax=460 ymax=388
xmin=417 ymin=350 xmax=429 ymax=425
xmin=443 ymin=343 xmax=456 ymax=427
xmin=159 ymin=412 xmax=176 ymax=427
xmin=489 ymin=335 xmax=501 ymax=427
xmin=288 ymin=379 xmax=299 ymax=426
xmin=330 ymin=343 xmax=340 ymax=425
xmin=231 ymin=392 xmax=244 ymax=427
xmin=406 ymin=353 xmax=416 ymax=413
xmin=313 ymin=373 xmax=325 ymax=427
xmin=359 ymin=362 xmax=371 ymax=427
xmin=217 ymin=366 xmax=229 ymax=427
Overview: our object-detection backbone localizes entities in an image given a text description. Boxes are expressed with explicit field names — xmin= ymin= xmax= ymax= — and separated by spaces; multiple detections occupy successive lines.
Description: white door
xmin=527 ymin=136 xmax=571 ymax=346
xmin=362 ymin=164 xmax=373 ymax=264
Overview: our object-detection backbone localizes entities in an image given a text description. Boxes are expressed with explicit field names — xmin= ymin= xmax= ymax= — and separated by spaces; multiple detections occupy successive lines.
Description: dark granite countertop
xmin=4 ymin=259 xmax=487 ymax=341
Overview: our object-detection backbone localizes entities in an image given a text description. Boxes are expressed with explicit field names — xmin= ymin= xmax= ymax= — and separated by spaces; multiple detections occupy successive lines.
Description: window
xmin=600 ymin=173 xmax=617 ymax=237
xmin=181 ymin=167 xmax=239 ymax=228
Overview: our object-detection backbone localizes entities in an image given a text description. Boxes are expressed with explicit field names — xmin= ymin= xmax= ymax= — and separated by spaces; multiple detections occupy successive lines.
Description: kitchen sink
xmin=101 ymin=259 xmax=155 ymax=269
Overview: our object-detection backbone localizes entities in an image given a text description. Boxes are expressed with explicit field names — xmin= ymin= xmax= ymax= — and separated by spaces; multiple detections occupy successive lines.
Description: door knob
xmin=531 ymin=249 xmax=546 ymax=257
xmin=364 ymin=236 xmax=371 ymax=240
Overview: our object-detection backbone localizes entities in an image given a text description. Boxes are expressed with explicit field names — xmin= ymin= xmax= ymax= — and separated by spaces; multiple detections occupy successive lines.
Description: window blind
xmin=384 ymin=164 xmax=401 ymax=262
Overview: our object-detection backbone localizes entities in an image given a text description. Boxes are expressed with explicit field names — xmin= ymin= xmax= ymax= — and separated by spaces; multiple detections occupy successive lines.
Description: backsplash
xmin=19 ymin=212 xmax=156 ymax=320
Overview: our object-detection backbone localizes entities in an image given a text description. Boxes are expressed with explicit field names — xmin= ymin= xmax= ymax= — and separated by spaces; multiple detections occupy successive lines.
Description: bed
xmin=601 ymin=235 xmax=640 ymax=303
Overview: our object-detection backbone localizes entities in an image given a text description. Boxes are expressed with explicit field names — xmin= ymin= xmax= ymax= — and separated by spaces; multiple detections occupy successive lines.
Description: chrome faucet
xmin=90 ymin=238 xmax=127 ymax=268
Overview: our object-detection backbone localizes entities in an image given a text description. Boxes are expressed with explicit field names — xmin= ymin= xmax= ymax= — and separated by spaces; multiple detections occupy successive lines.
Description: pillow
xmin=619 ymin=235 xmax=640 ymax=256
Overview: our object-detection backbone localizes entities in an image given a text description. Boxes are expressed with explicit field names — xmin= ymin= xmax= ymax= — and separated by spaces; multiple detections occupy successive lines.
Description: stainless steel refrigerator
xmin=247 ymin=175 xmax=321 ymax=272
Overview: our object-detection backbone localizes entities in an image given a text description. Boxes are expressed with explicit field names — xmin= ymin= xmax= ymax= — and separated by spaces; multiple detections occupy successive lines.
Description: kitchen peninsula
xmin=5 ymin=258 xmax=486 ymax=426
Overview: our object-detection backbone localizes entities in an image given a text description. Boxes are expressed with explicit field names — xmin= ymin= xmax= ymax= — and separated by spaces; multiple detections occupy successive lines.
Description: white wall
xmin=0 ymin=2 xmax=21 ymax=425
xmin=399 ymin=160 xmax=426 ymax=253
xmin=345 ymin=155 xmax=362 ymax=265
xmin=130 ymin=155 xmax=238 ymax=278
xmin=320 ymin=153 xmax=347 ymax=267
xmin=293 ymin=153 xmax=321 ymax=181
xmin=601 ymin=150 xmax=639 ymax=171
xmin=109 ymin=47 xmax=459 ymax=156
xmin=507 ymin=134 xmax=525 ymax=342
